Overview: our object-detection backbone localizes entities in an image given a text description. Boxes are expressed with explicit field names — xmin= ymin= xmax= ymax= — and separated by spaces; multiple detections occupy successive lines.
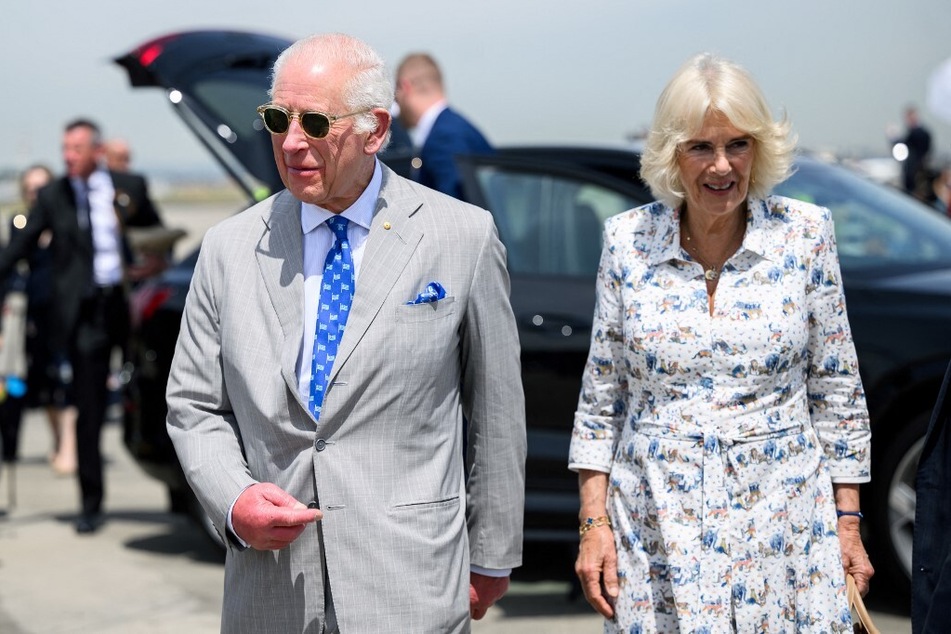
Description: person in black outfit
xmin=900 ymin=106 xmax=933 ymax=198
xmin=0 ymin=119 xmax=163 ymax=533
xmin=913 ymin=360 xmax=951 ymax=633
xmin=14 ymin=165 xmax=79 ymax=475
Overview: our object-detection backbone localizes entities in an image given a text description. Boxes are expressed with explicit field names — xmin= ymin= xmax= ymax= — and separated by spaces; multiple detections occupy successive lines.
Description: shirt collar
xmin=300 ymin=159 xmax=382 ymax=234
xmin=646 ymin=196 xmax=776 ymax=267
xmin=409 ymin=99 xmax=448 ymax=148
xmin=71 ymin=167 xmax=110 ymax=191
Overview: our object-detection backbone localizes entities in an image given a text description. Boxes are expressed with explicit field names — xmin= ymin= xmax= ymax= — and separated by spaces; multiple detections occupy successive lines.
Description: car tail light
xmin=134 ymin=34 xmax=180 ymax=67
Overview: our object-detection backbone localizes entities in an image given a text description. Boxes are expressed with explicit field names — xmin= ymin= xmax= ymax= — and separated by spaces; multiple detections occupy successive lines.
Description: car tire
xmin=867 ymin=409 xmax=928 ymax=602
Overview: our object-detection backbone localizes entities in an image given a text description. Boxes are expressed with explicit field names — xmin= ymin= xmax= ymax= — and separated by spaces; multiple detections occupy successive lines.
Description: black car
xmin=116 ymin=30 xmax=951 ymax=599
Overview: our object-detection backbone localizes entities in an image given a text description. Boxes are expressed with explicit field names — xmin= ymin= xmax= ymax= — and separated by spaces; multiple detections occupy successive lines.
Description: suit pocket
xmin=396 ymin=296 xmax=456 ymax=322
xmin=390 ymin=495 xmax=460 ymax=511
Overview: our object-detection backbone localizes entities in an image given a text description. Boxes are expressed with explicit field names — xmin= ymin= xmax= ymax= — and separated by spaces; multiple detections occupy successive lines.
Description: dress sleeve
xmin=569 ymin=218 xmax=629 ymax=473
xmin=805 ymin=207 xmax=871 ymax=483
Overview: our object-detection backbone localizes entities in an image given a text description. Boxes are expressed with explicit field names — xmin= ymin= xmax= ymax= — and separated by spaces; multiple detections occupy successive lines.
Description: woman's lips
xmin=704 ymin=181 xmax=735 ymax=194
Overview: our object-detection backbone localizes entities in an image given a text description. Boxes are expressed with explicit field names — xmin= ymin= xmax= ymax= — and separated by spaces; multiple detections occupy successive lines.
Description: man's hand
xmin=469 ymin=572 xmax=509 ymax=620
xmin=231 ymin=483 xmax=322 ymax=550
xmin=575 ymin=525 xmax=618 ymax=619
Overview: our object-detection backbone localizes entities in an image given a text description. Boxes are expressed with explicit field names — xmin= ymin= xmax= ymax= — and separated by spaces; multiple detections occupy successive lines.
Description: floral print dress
xmin=569 ymin=196 xmax=871 ymax=633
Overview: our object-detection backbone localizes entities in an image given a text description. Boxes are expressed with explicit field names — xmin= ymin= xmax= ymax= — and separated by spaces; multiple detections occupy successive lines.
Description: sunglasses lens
xmin=262 ymin=107 xmax=290 ymax=134
xmin=300 ymin=113 xmax=331 ymax=139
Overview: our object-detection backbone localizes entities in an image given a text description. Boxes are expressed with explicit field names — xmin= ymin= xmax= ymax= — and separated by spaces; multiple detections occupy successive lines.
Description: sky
xmin=2 ymin=0 xmax=950 ymax=179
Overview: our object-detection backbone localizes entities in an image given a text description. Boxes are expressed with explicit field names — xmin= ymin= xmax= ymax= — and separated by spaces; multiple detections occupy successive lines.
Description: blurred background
xmin=0 ymin=0 xmax=949 ymax=189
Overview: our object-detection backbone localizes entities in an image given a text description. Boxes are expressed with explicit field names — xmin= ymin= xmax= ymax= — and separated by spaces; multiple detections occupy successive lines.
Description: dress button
xmin=315 ymin=438 xmax=327 ymax=451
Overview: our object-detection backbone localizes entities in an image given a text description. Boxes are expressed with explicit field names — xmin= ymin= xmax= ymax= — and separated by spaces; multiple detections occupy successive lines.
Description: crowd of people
xmin=0 ymin=122 xmax=164 ymax=535
xmin=4 ymin=30 xmax=950 ymax=633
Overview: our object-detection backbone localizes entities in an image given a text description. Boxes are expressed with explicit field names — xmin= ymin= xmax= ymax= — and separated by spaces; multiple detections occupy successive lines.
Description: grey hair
xmin=639 ymin=53 xmax=797 ymax=209
xmin=270 ymin=33 xmax=393 ymax=148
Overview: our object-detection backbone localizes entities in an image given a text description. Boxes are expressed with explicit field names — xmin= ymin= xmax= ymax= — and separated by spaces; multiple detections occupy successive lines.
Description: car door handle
xmin=519 ymin=313 xmax=590 ymax=337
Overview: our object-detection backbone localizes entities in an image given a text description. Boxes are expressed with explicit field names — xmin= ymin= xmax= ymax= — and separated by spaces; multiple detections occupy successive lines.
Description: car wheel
xmin=867 ymin=409 xmax=928 ymax=598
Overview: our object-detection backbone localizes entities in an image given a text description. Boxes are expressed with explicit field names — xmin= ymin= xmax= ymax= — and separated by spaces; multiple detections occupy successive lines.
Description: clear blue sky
xmin=2 ymin=0 xmax=949 ymax=176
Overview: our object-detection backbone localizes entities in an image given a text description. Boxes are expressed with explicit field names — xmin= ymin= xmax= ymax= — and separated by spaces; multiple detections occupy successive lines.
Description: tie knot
xmin=326 ymin=216 xmax=350 ymax=243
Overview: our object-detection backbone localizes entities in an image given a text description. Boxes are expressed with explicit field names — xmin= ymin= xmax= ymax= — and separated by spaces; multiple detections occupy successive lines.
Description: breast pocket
xmin=396 ymin=296 xmax=456 ymax=323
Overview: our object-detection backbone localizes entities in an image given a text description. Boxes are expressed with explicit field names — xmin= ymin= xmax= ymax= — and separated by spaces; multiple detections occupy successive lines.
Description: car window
xmin=476 ymin=166 xmax=639 ymax=277
xmin=184 ymin=73 xmax=282 ymax=196
xmin=777 ymin=159 xmax=951 ymax=272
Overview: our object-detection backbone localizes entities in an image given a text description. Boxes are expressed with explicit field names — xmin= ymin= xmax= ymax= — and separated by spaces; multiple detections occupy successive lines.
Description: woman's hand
xmin=576 ymin=469 xmax=618 ymax=618
xmin=833 ymin=483 xmax=874 ymax=595
xmin=575 ymin=524 xmax=619 ymax=618
xmin=838 ymin=515 xmax=874 ymax=595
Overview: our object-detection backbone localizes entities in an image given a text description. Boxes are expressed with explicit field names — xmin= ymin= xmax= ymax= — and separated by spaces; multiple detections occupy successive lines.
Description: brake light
xmin=134 ymin=33 xmax=179 ymax=67
xmin=139 ymin=44 xmax=164 ymax=67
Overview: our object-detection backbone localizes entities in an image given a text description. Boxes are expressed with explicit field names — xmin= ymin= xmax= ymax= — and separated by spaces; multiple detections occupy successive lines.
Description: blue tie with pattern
xmin=309 ymin=216 xmax=354 ymax=419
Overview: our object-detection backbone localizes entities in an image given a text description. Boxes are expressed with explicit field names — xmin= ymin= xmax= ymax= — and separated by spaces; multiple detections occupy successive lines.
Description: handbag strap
xmin=846 ymin=573 xmax=880 ymax=634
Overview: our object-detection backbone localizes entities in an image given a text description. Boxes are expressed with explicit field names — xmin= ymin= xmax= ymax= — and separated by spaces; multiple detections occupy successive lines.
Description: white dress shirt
xmin=295 ymin=159 xmax=381 ymax=401
xmin=71 ymin=169 xmax=123 ymax=287
xmin=408 ymin=99 xmax=448 ymax=149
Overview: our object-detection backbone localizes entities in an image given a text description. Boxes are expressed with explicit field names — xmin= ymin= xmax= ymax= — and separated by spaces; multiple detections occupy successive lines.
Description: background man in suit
xmin=0 ymin=119 xmax=163 ymax=533
xmin=394 ymin=53 xmax=494 ymax=201
xmin=166 ymin=33 xmax=525 ymax=633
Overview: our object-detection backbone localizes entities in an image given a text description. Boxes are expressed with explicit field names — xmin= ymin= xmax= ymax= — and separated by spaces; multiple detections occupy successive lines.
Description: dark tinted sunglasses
xmin=256 ymin=104 xmax=370 ymax=139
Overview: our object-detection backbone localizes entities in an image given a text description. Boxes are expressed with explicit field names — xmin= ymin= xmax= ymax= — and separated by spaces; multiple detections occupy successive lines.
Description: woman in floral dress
xmin=570 ymin=53 xmax=875 ymax=632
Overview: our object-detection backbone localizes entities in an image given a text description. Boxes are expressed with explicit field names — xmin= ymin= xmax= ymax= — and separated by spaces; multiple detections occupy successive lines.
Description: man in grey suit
xmin=166 ymin=33 xmax=526 ymax=633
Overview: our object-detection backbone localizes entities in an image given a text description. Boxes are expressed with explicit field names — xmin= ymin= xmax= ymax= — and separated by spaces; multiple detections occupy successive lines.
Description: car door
xmin=456 ymin=153 xmax=651 ymax=538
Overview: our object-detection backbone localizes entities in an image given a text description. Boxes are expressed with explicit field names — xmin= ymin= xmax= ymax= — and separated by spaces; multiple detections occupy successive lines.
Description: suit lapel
xmin=330 ymin=168 xmax=423 ymax=378
xmin=254 ymin=191 xmax=306 ymax=398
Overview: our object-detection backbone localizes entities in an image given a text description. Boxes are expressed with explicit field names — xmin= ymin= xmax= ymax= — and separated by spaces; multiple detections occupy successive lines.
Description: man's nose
xmin=281 ymin=119 xmax=310 ymax=151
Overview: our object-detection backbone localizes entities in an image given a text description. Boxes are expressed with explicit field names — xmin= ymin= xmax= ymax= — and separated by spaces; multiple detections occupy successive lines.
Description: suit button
xmin=315 ymin=438 xmax=327 ymax=451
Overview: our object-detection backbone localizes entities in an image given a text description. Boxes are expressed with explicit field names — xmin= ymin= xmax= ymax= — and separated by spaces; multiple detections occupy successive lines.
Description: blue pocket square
xmin=408 ymin=281 xmax=447 ymax=305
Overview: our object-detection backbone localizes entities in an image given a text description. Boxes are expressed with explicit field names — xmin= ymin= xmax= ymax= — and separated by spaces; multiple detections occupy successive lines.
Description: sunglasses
xmin=256 ymin=104 xmax=370 ymax=139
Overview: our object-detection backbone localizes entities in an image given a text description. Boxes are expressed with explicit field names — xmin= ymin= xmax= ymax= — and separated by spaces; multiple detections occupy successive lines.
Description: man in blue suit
xmin=395 ymin=53 xmax=493 ymax=201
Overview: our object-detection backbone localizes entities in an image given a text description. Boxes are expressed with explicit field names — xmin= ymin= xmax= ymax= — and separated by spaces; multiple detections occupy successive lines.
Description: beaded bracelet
xmin=579 ymin=515 xmax=612 ymax=535
xmin=836 ymin=510 xmax=863 ymax=519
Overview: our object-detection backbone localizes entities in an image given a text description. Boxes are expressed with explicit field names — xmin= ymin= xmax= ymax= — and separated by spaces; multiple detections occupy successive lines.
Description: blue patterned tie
xmin=309 ymin=216 xmax=354 ymax=419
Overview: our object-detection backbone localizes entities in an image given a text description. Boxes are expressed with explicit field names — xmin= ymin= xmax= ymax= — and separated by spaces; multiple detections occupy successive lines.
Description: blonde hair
xmin=640 ymin=53 xmax=797 ymax=209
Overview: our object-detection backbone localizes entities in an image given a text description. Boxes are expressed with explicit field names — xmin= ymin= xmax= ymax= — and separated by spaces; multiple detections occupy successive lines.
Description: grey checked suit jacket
xmin=166 ymin=165 xmax=526 ymax=633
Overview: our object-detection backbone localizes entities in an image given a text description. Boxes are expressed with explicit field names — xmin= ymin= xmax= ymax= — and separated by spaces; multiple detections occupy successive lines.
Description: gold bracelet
xmin=579 ymin=515 xmax=612 ymax=535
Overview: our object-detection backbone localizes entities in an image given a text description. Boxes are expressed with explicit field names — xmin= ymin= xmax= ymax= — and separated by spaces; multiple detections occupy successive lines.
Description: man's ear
xmin=365 ymin=108 xmax=392 ymax=155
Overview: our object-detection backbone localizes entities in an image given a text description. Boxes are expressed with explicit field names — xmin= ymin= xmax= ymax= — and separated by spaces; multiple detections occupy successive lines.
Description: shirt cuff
xmin=226 ymin=486 xmax=255 ymax=549
xmin=471 ymin=565 xmax=511 ymax=578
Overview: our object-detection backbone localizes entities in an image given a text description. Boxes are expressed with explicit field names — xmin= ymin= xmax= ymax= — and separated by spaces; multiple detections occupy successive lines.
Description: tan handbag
xmin=846 ymin=574 xmax=880 ymax=634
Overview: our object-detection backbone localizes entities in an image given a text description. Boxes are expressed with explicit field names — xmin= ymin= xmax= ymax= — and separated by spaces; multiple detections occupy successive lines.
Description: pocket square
xmin=408 ymin=281 xmax=447 ymax=305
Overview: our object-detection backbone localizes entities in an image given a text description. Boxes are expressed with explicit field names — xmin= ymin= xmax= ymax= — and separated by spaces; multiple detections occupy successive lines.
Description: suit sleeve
xmin=461 ymin=216 xmax=526 ymax=570
xmin=116 ymin=172 xmax=163 ymax=227
xmin=421 ymin=132 xmax=471 ymax=200
xmin=165 ymin=227 xmax=256 ymax=536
